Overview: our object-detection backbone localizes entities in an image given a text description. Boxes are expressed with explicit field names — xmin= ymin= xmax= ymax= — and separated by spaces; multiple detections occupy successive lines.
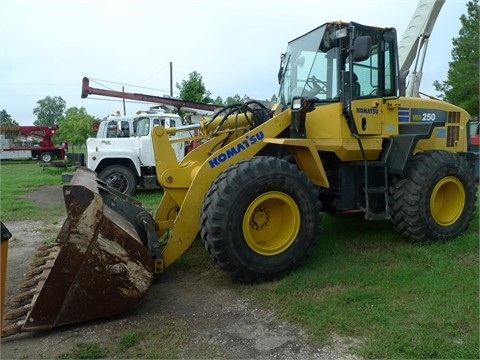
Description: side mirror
xmin=352 ymin=36 xmax=372 ymax=62
xmin=278 ymin=53 xmax=286 ymax=84
xmin=290 ymin=97 xmax=316 ymax=138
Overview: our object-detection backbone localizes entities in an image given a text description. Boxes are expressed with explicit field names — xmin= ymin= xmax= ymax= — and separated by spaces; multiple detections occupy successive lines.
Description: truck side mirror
xmin=352 ymin=36 xmax=372 ymax=62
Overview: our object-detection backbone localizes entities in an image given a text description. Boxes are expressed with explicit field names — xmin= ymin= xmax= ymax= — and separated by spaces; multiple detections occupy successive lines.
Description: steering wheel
xmin=305 ymin=76 xmax=327 ymax=96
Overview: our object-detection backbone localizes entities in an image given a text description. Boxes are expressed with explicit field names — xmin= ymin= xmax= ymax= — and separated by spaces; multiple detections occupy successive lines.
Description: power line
xmin=135 ymin=64 xmax=171 ymax=85
xmin=89 ymin=77 xmax=179 ymax=96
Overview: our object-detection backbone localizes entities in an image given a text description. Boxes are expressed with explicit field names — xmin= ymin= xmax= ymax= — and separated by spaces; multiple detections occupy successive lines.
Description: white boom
xmin=398 ymin=0 xmax=445 ymax=97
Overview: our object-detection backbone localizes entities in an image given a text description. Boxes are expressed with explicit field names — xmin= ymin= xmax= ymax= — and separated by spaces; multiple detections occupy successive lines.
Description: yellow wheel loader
xmin=2 ymin=17 xmax=478 ymax=337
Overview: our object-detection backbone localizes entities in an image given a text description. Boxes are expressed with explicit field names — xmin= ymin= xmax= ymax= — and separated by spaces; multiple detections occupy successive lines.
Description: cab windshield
xmin=135 ymin=117 xmax=152 ymax=137
xmin=278 ymin=23 xmax=342 ymax=106
xmin=134 ymin=116 xmax=178 ymax=137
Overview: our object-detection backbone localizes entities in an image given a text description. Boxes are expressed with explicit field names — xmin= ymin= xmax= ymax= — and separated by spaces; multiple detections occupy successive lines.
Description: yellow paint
xmin=1 ymin=238 xmax=8 ymax=331
xmin=430 ymin=176 xmax=465 ymax=226
xmin=243 ymin=191 xmax=300 ymax=256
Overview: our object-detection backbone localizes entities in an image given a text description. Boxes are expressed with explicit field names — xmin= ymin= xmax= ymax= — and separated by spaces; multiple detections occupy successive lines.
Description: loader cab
xmin=278 ymin=22 xmax=398 ymax=105
xmin=278 ymin=21 xmax=399 ymax=136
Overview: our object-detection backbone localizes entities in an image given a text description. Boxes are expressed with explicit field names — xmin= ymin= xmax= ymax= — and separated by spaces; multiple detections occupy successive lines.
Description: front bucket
xmin=2 ymin=168 xmax=155 ymax=337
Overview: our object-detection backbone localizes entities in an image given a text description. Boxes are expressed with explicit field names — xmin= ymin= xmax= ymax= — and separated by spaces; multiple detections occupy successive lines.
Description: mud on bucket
xmin=2 ymin=167 xmax=155 ymax=337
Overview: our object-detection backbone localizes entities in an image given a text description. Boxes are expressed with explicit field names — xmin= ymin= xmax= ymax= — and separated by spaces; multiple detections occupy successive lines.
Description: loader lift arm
xmin=152 ymin=107 xmax=294 ymax=269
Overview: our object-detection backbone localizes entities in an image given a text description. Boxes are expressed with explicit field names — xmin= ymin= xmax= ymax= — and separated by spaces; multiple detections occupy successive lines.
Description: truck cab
xmin=96 ymin=114 xmax=135 ymax=138
xmin=86 ymin=110 xmax=187 ymax=195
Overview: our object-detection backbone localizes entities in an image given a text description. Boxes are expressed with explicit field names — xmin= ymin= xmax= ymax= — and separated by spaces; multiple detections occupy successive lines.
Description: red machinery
xmin=81 ymin=77 xmax=218 ymax=113
xmin=0 ymin=125 xmax=68 ymax=163
xmin=82 ymin=77 xmax=217 ymax=153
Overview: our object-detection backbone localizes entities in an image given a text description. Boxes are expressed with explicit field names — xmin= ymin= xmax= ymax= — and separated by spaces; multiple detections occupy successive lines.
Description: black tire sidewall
xmin=419 ymin=159 xmax=476 ymax=238
xmin=99 ymin=165 xmax=137 ymax=196
xmin=390 ymin=150 xmax=477 ymax=241
xmin=202 ymin=157 xmax=319 ymax=281
xmin=41 ymin=152 xmax=52 ymax=163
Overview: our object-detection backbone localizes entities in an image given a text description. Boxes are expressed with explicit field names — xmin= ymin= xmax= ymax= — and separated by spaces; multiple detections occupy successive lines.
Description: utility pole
xmin=170 ymin=62 xmax=173 ymax=97
xmin=122 ymin=86 xmax=126 ymax=115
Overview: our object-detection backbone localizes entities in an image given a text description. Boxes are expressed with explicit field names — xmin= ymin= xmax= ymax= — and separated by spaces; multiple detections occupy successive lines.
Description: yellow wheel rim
xmin=243 ymin=191 xmax=300 ymax=256
xmin=430 ymin=176 xmax=465 ymax=226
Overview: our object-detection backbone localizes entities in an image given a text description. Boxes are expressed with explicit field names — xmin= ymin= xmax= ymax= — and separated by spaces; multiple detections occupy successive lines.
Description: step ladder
xmin=360 ymin=139 xmax=393 ymax=220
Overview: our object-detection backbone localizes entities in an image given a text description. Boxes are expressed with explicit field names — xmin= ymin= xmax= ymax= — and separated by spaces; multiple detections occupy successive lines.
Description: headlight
xmin=292 ymin=98 xmax=302 ymax=110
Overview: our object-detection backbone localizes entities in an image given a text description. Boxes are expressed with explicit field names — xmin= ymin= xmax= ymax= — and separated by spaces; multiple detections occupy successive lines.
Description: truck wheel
xmin=200 ymin=157 xmax=321 ymax=283
xmin=40 ymin=152 xmax=53 ymax=163
xmin=389 ymin=150 xmax=477 ymax=242
xmin=98 ymin=165 xmax=138 ymax=196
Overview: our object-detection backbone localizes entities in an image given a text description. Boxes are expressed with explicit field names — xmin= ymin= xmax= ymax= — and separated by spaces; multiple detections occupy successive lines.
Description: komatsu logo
xmin=209 ymin=131 xmax=265 ymax=168
xmin=356 ymin=107 xmax=379 ymax=115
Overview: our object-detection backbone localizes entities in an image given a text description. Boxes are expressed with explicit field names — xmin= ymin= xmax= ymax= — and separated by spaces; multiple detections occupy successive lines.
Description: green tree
xmin=0 ymin=109 xmax=20 ymax=141
xmin=176 ymin=71 xmax=213 ymax=103
xmin=55 ymin=107 xmax=95 ymax=145
xmin=33 ymin=96 xmax=66 ymax=126
xmin=213 ymin=96 xmax=224 ymax=106
xmin=0 ymin=110 xmax=19 ymax=126
xmin=224 ymin=94 xmax=243 ymax=105
xmin=434 ymin=0 xmax=479 ymax=117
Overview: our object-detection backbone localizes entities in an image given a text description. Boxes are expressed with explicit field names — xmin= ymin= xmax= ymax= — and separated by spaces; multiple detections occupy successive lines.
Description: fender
xmin=86 ymin=137 xmax=142 ymax=176
xmin=263 ymin=138 xmax=329 ymax=188
xmin=151 ymin=110 xmax=293 ymax=270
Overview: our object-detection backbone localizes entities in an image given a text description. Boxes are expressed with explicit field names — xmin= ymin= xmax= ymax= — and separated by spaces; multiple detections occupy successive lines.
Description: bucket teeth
xmin=3 ymin=306 xmax=31 ymax=321
xmin=29 ymin=258 xmax=47 ymax=268
xmin=19 ymin=275 xmax=46 ymax=290
xmin=29 ymin=256 xmax=55 ymax=268
xmin=36 ymin=243 xmax=57 ymax=252
xmin=32 ymin=250 xmax=52 ymax=259
xmin=11 ymin=289 xmax=38 ymax=304
xmin=1 ymin=321 xmax=24 ymax=338
xmin=1 ymin=245 xmax=59 ymax=338
xmin=25 ymin=265 xmax=52 ymax=278
xmin=26 ymin=245 xmax=59 ymax=275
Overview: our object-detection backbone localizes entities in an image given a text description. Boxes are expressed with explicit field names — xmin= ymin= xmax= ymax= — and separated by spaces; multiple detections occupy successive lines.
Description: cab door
xmin=138 ymin=116 xmax=158 ymax=167
xmin=348 ymin=28 xmax=398 ymax=136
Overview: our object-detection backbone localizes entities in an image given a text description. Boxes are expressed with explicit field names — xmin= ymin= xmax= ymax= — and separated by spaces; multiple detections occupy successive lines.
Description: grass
xmin=2 ymin=162 xmax=479 ymax=359
xmin=58 ymin=342 xmax=108 ymax=359
xmin=134 ymin=188 xmax=163 ymax=213
xmin=239 ymin=210 xmax=480 ymax=359
xmin=0 ymin=161 xmax=71 ymax=221
xmin=57 ymin=320 xmax=220 ymax=359
xmin=118 ymin=330 xmax=143 ymax=351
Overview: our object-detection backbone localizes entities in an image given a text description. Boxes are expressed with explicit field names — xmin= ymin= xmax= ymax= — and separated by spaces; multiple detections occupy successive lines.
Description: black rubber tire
xmin=389 ymin=150 xmax=477 ymax=242
xmin=98 ymin=165 xmax=138 ymax=196
xmin=200 ymin=156 xmax=321 ymax=283
xmin=40 ymin=152 xmax=53 ymax=163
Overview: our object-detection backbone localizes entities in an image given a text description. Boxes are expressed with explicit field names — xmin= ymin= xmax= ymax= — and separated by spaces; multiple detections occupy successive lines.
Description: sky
xmin=0 ymin=0 xmax=468 ymax=125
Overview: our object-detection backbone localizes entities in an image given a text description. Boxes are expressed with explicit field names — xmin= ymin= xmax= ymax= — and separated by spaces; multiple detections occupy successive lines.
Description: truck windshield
xmin=135 ymin=117 xmax=151 ymax=137
xmin=278 ymin=23 xmax=342 ymax=106
xmin=135 ymin=116 xmax=172 ymax=136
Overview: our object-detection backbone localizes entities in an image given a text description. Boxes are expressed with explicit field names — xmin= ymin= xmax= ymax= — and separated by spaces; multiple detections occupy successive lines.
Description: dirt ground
xmin=1 ymin=185 xmax=361 ymax=359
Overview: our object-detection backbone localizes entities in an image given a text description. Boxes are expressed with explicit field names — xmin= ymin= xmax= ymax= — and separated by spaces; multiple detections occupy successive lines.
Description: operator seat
xmin=352 ymin=72 xmax=361 ymax=98
xmin=344 ymin=71 xmax=361 ymax=99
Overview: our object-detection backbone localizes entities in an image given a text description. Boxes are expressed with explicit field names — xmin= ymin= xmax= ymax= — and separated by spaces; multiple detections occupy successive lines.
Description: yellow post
xmin=1 ymin=222 xmax=12 ymax=332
